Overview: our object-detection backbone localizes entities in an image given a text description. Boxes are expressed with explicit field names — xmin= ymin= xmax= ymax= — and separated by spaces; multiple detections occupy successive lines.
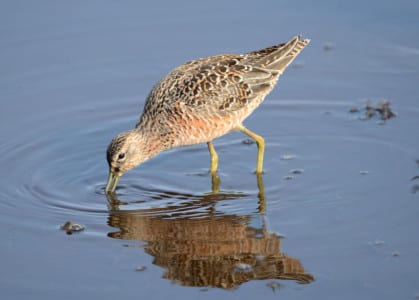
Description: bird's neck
xmin=133 ymin=128 xmax=169 ymax=162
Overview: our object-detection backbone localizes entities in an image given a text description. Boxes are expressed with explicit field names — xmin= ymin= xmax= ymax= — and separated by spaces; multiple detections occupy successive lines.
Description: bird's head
xmin=105 ymin=130 xmax=149 ymax=193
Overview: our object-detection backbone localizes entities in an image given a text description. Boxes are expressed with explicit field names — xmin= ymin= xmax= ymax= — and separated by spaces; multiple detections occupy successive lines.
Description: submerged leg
xmin=238 ymin=125 xmax=265 ymax=173
xmin=207 ymin=141 xmax=219 ymax=174
xmin=207 ymin=141 xmax=220 ymax=193
xmin=256 ymin=172 xmax=266 ymax=214
xmin=211 ymin=172 xmax=221 ymax=193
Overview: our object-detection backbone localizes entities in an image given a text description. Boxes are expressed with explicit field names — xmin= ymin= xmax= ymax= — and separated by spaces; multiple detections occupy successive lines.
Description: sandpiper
xmin=106 ymin=35 xmax=310 ymax=192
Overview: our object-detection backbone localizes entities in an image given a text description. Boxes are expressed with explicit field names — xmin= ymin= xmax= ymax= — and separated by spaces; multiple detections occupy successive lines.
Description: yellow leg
xmin=211 ymin=172 xmax=220 ymax=193
xmin=256 ymin=172 xmax=266 ymax=214
xmin=238 ymin=125 xmax=265 ymax=173
xmin=207 ymin=141 xmax=219 ymax=174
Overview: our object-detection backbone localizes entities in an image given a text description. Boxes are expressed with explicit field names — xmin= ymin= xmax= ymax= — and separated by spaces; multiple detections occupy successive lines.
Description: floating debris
xmin=391 ymin=251 xmax=400 ymax=257
xmin=135 ymin=265 xmax=147 ymax=272
xmin=376 ymin=101 xmax=396 ymax=121
xmin=61 ymin=221 xmax=85 ymax=234
xmin=359 ymin=170 xmax=369 ymax=175
xmin=365 ymin=100 xmax=396 ymax=122
xmin=266 ymin=281 xmax=283 ymax=292
xmin=283 ymin=175 xmax=295 ymax=180
xmin=289 ymin=169 xmax=304 ymax=174
xmin=351 ymin=100 xmax=396 ymax=123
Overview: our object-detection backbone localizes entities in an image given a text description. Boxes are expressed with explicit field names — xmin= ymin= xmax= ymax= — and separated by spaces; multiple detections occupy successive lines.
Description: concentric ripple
xmin=1 ymin=96 xmax=417 ymax=234
xmin=0 ymin=97 xmax=266 ymax=233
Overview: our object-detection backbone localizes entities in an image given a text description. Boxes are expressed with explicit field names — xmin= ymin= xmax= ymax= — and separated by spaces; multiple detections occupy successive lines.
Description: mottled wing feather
xmin=137 ymin=36 xmax=309 ymax=128
xmin=138 ymin=56 xmax=260 ymax=124
xmin=181 ymin=57 xmax=274 ymax=112
xmin=155 ymin=59 xmax=273 ymax=111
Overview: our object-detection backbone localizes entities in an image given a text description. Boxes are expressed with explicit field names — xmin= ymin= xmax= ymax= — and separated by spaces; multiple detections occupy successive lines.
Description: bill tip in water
xmin=105 ymin=171 xmax=121 ymax=193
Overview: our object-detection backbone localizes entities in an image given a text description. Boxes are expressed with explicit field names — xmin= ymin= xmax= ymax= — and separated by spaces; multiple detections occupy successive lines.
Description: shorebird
xmin=106 ymin=35 xmax=310 ymax=192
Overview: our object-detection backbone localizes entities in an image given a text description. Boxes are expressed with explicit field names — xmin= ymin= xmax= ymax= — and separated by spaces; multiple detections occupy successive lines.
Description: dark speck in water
xmin=392 ymin=251 xmax=400 ymax=257
xmin=289 ymin=169 xmax=304 ymax=174
xmin=242 ymin=139 xmax=255 ymax=145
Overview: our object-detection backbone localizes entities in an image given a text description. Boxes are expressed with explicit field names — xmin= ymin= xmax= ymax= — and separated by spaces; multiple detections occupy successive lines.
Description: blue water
xmin=1 ymin=0 xmax=419 ymax=299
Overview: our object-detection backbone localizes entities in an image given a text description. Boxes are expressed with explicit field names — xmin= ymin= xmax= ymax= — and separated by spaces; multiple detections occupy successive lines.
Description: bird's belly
xmin=168 ymin=110 xmax=246 ymax=147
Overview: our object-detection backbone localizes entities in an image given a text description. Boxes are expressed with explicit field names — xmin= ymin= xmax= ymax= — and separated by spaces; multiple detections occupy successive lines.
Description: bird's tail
xmin=250 ymin=35 xmax=310 ymax=72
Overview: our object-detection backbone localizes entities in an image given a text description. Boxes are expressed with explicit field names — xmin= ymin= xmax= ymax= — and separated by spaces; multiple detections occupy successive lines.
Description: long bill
xmin=105 ymin=170 xmax=121 ymax=193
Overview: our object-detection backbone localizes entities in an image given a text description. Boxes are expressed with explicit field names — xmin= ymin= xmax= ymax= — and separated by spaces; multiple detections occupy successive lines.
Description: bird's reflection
xmin=106 ymin=173 xmax=314 ymax=289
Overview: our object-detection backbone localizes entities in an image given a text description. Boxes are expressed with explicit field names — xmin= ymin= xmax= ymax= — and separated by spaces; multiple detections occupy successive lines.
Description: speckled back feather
xmin=135 ymin=35 xmax=310 ymax=148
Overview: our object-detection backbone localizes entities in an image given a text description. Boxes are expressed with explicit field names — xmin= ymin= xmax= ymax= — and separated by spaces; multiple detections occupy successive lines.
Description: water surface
xmin=1 ymin=0 xmax=419 ymax=299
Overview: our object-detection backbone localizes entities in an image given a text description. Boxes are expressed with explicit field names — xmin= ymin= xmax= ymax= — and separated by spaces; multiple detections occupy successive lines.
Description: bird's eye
xmin=117 ymin=153 xmax=126 ymax=161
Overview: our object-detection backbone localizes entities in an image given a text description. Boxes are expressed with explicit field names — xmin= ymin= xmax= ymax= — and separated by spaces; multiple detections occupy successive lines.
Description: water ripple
xmin=1 ymin=96 xmax=416 ymax=232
